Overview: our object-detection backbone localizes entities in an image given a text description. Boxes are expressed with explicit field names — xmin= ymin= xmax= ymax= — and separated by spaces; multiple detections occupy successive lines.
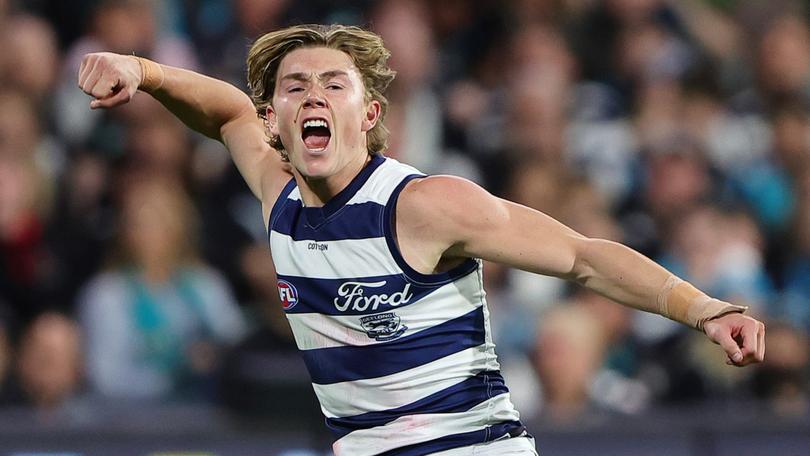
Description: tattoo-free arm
xmin=399 ymin=175 xmax=764 ymax=365
xmin=78 ymin=52 xmax=284 ymax=200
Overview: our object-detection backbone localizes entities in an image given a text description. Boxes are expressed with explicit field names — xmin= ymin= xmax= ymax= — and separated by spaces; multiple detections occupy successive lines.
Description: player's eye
xmin=326 ymin=84 xmax=343 ymax=90
xmin=288 ymin=86 xmax=304 ymax=93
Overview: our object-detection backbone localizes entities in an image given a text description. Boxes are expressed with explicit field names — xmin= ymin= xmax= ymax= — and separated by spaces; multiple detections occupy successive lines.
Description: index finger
xmin=737 ymin=321 xmax=760 ymax=366
xmin=78 ymin=55 xmax=99 ymax=90
xmin=91 ymin=86 xmax=132 ymax=109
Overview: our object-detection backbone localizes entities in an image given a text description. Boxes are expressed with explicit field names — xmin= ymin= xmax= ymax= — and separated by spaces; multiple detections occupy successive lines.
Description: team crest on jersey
xmin=277 ymin=280 xmax=299 ymax=310
xmin=360 ymin=312 xmax=407 ymax=341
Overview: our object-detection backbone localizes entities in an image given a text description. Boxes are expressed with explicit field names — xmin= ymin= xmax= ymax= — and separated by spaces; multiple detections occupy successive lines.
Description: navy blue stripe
xmin=268 ymin=177 xmax=297 ymax=233
xmin=377 ymin=420 xmax=526 ymax=456
xmin=276 ymin=273 xmax=450 ymax=315
xmin=302 ymin=307 xmax=486 ymax=384
xmin=383 ymin=174 xmax=480 ymax=285
xmin=326 ymin=370 xmax=509 ymax=439
xmin=272 ymin=201 xmax=385 ymax=241
xmin=304 ymin=154 xmax=386 ymax=225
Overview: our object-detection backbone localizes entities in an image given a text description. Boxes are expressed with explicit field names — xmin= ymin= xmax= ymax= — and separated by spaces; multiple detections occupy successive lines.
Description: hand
xmin=77 ymin=52 xmax=142 ymax=109
xmin=703 ymin=312 xmax=765 ymax=366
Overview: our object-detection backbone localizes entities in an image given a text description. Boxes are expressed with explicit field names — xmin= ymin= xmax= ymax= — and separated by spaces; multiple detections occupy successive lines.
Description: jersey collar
xmin=302 ymin=154 xmax=385 ymax=228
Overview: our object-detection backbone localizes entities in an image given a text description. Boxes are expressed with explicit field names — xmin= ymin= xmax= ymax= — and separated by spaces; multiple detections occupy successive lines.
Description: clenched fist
xmin=77 ymin=52 xmax=142 ymax=109
xmin=703 ymin=312 xmax=765 ymax=367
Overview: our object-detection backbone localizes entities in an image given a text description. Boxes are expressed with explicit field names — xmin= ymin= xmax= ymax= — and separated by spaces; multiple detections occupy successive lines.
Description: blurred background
xmin=0 ymin=0 xmax=809 ymax=454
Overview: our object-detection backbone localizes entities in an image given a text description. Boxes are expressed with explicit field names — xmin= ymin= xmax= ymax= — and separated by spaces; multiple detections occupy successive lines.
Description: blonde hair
xmin=246 ymin=24 xmax=396 ymax=159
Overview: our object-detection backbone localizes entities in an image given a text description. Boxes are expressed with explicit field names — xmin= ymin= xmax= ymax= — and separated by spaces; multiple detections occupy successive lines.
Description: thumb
xmin=708 ymin=326 xmax=744 ymax=364
xmin=90 ymin=86 xmax=133 ymax=109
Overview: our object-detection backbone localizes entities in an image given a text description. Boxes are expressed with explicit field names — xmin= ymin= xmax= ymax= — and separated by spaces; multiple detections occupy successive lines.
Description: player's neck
xmin=297 ymin=153 xmax=372 ymax=207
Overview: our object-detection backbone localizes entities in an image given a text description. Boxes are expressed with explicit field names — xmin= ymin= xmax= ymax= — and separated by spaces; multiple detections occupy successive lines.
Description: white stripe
xmin=283 ymin=159 xmax=421 ymax=206
xmin=429 ymin=435 xmax=537 ymax=456
xmin=313 ymin=343 xmax=500 ymax=418
xmin=270 ymin=233 xmax=401 ymax=279
xmin=346 ymin=158 xmax=423 ymax=206
xmin=332 ymin=393 xmax=520 ymax=456
xmin=288 ymin=186 xmax=300 ymax=201
xmin=476 ymin=266 xmax=500 ymax=369
xmin=287 ymin=272 xmax=483 ymax=350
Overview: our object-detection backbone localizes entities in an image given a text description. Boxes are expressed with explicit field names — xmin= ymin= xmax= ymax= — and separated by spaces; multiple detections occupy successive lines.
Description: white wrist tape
xmin=657 ymin=276 xmax=747 ymax=331
xmin=134 ymin=56 xmax=165 ymax=92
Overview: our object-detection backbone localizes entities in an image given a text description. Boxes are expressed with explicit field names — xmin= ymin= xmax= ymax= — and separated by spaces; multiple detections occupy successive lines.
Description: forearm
xmin=569 ymin=238 xmax=745 ymax=330
xmin=134 ymin=57 xmax=275 ymax=199
xmin=136 ymin=58 xmax=255 ymax=141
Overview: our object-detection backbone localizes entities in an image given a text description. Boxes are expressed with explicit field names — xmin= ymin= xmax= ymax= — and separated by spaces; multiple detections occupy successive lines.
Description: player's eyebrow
xmin=280 ymin=70 xmax=350 ymax=82
xmin=318 ymin=70 xmax=349 ymax=80
xmin=279 ymin=72 xmax=309 ymax=82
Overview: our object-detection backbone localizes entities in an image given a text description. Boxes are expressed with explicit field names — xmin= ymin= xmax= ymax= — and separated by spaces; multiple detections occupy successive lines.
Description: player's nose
xmin=303 ymin=90 xmax=327 ymax=109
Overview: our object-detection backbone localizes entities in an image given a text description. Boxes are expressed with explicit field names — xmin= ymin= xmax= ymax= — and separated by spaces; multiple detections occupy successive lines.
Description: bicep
xmin=463 ymin=200 xmax=584 ymax=277
xmin=450 ymin=185 xmax=584 ymax=278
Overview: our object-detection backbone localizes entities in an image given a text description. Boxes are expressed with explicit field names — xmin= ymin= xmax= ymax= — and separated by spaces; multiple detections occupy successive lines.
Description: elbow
xmin=567 ymin=237 xmax=599 ymax=286
xmin=218 ymin=98 xmax=258 ymax=141
xmin=569 ymin=256 xmax=595 ymax=287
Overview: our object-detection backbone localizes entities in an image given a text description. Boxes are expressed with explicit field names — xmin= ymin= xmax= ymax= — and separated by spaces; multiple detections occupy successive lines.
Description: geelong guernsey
xmin=268 ymin=155 xmax=524 ymax=455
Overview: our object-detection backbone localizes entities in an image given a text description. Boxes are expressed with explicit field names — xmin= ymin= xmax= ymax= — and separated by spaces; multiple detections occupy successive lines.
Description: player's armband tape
xmin=133 ymin=57 xmax=165 ymax=92
xmin=657 ymin=276 xmax=747 ymax=331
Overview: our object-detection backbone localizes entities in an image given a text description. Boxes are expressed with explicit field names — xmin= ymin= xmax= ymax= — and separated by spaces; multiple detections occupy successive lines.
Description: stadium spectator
xmin=530 ymin=303 xmax=611 ymax=425
xmin=13 ymin=312 xmax=82 ymax=410
xmin=782 ymin=168 xmax=810 ymax=330
xmin=1 ymin=14 xmax=59 ymax=103
xmin=55 ymin=0 xmax=198 ymax=147
xmin=0 ymin=0 xmax=805 ymax=448
xmin=77 ymin=175 xmax=246 ymax=401
xmin=751 ymin=322 xmax=809 ymax=417
xmin=372 ymin=0 xmax=462 ymax=176
xmin=658 ymin=204 xmax=774 ymax=314
xmin=0 ymin=146 xmax=59 ymax=331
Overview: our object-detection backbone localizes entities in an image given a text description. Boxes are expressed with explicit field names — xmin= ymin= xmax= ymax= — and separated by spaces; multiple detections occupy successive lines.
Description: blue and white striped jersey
xmin=268 ymin=155 xmax=524 ymax=455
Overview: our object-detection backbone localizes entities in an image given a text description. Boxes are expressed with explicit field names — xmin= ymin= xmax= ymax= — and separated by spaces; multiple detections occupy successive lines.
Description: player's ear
xmin=265 ymin=105 xmax=279 ymax=136
xmin=361 ymin=100 xmax=381 ymax=132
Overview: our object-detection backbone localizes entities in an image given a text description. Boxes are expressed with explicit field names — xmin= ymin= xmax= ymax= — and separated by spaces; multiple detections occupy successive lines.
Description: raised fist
xmin=78 ymin=52 xmax=142 ymax=109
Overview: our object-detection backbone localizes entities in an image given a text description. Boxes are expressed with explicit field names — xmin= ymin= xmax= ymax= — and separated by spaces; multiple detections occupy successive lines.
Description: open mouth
xmin=301 ymin=118 xmax=331 ymax=151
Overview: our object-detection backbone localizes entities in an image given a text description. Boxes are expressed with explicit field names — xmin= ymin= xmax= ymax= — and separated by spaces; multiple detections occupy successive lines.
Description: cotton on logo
xmin=278 ymin=280 xmax=299 ymax=310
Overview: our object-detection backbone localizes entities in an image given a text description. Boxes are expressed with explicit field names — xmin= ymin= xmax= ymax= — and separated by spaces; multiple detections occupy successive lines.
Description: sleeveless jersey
xmin=268 ymin=155 xmax=524 ymax=455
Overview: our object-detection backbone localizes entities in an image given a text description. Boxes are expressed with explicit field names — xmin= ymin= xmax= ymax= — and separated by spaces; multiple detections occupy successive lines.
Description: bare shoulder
xmin=397 ymin=175 xmax=508 ymax=243
xmin=399 ymin=175 xmax=473 ymax=215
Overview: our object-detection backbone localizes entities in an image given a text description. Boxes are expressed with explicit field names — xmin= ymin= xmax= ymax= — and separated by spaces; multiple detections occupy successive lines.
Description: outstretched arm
xmin=398 ymin=175 xmax=765 ymax=366
xmin=78 ymin=52 xmax=287 ymax=200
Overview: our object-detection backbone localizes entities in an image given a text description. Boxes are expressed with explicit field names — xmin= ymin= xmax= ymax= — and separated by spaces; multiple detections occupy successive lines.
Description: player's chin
xmin=295 ymin=153 xmax=333 ymax=178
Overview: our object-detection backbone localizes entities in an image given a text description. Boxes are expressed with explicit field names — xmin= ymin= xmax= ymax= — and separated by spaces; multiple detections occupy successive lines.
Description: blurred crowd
xmin=0 ymin=0 xmax=809 ymax=428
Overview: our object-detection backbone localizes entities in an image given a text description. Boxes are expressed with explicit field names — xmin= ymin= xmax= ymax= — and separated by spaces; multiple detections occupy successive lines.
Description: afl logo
xmin=277 ymin=280 xmax=299 ymax=310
